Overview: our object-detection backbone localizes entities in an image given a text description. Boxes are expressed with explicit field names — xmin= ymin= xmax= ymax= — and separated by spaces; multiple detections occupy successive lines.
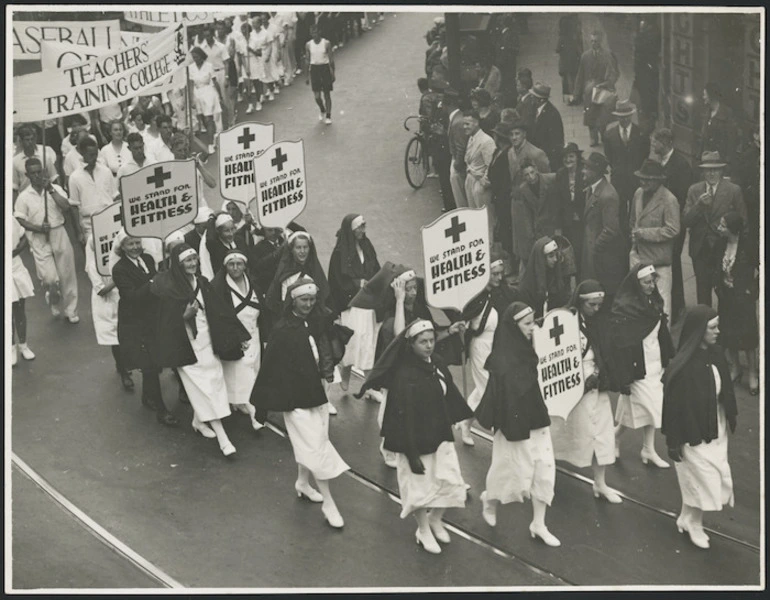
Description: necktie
xmin=622 ymin=127 xmax=628 ymax=144
xmin=135 ymin=258 xmax=149 ymax=274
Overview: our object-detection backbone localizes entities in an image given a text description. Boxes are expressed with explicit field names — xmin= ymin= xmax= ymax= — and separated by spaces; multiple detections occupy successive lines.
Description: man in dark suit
xmin=580 ymin=152 xmax=627 ymax=303
xmin=571 ymin=31 xmax=618 ymax=147
xmin=603 ymin=100 xmax=650 ymax=242
xmin=445 ymin=89 xmax=469 ymax=208
xmin=682 ymin=151 xmax=747 ymax=306
xmin=529 ymin=82 xmax=565 ymax=172
xmin=512 ymin=159 xmax=559 ymax=270
xmin=651 ymin=128 xmax=692 ymax=321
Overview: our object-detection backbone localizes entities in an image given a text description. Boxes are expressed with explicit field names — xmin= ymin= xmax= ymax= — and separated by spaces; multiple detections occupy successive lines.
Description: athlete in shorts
xmin=305 ymin=25 xmax=335 ymax=124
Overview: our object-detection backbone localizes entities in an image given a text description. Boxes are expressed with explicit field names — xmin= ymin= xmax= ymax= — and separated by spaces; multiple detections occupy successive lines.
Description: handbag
xmin=591 ymin=86 xmax=614 ymax=106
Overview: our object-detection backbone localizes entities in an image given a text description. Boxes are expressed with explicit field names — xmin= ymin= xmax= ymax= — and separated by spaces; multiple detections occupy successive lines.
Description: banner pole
xmin=41 ymin=122 xmax=50 ymax=242
xmin=460 ymin=345 xmax=468 ymax=399
xmin=185 ymin=63 xmax=194 ymax=153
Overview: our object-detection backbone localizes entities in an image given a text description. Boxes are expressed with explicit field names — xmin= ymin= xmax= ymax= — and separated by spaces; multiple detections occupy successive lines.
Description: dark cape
xmin=474 ymin=302 xmax=551 ymax=441
xmin=460 ymin=283 xmax=515 ymax=354
xmin=211 ymin=266 xmax=267 ymax=346
xmin=358 ymin=327 xmax=472 ymax=458
xmin=568 ymin=279 xmax=614 ymax=392
xmin=511 ymin=236 xmax=571 ymax=319
xmin=607 ymin=263 xmax=674 ymax=387
xmin=662 ymin=306 xmax=737 ymax=448
xmin=149 ymin=244 xmax=250 ymax=368
xmin=205 ymin=216 xmax=248 ymax=276
xmin=327 ymin=214 xmax=381 ymax=313
xmin=264 ymin=238 xmax=331 ymax=316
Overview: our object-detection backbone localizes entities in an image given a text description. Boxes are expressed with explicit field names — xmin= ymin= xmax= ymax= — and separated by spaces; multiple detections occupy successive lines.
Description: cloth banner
xmin=13 ymin=23 xmax=189 ymax=123
xmin=218 ymin=122 xmax=275 ymax=207
xmin=12 ymin=19 xmax=120 ymax=60
xmin=120 ymin=159 xmax=198 ymax=239
xmin=123 ymin=11 xmax=225 ymax=27
xmin=532 ymin=308 xmax=585 ymax=420
xmin=91 ymin=201 xmax=124 ymax=276
xmin=252 ymin=140 xmax=307 ymax=229
xmin=120 ymin=31 xmax=152 ymax=48
xmin=421 ymin=207 xmax=490 ymax=312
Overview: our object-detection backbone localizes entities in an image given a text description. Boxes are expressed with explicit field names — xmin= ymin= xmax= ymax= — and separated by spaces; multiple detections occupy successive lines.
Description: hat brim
xmin=531 ymin=91 xmax=549 ymax=99
xmin=698 ymin=162 xmax=728 ymax=168
xmin=611 ymin=109 xmax=636 ymax=117
xmin=634 ymin=171 xmax=667 ymax=179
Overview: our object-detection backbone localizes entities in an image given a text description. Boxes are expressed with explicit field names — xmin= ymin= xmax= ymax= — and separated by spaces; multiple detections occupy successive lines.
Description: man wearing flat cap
xmin=580 ymin=152 xmax=627 ymax=301
xmin=529 ymin=82 xmax=565 ymax=172
xmin=628 ymin=159 xmax=680 ymax=317
xmin=506 ymin=118 xmax=550 ymax=190
xmin=682 ymin=151 xmax=747 ymax=306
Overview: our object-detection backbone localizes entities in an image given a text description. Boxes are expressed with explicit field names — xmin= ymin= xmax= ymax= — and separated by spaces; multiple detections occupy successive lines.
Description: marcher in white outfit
xmin=189 ymin=47 xmax=223 ymax=150
xmin=610 ymin=264 xmax=675 ymax=469
xmin=11 ymin=218 xmax=36 ymax=366
xmin=662 ymin=306 xmax=736 ymax=550
xmin=551 ymin=280 xmax=622 ymax=503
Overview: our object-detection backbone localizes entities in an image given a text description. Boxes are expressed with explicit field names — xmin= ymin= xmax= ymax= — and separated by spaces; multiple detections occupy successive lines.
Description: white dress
xmin=189 ymin=61 xmax=221 ymax=118
xmin=247 ymin=29 xmax=268 ymax=81
xmin=551 ymin=326 xmax=615 ymax=467
xmin=338 ymin=246 xmax=381 ymax=371
xmin=282 ymin=325 xmax=349 ymax=480
xmin=264 ymin=21 xmax=284 ymax=82
xmin=11 ymin=218 xmax=35 ymax=303
xmin=675 ymin=366 xmax=735 ymax=511
xmin=99 ymin=142 xmax=132 ymax=179
xmin=393 ymin=371 xmax=468 ymax=518
xmin=85 ymin=236 xmax=119 ymax=346
xmin=615 ymin=321 xmax=665 ymax=429
xmin=485 ymin=427 xmax=556 ymax=506
xmin=222 ymin=275 xmax=261 ymax=407
xmin=178 ymin=289 xmax=231 ymax=422
xmin=466 ymin=303 xmax=498 ymax=412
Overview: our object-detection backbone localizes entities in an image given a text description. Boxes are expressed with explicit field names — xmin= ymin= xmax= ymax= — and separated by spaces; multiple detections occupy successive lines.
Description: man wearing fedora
xmin=488 ymin=121 xmax=515 ymax=255
xmin=580 ymin=152 xmax=627 ymax=301
xmin=699 ymin=82 xmax=738 ymax=173
xmin=651 ymin=128 xmax=693 ymax=321
xmin=571 ymin=30 xmax=618 ymax=147
xmin=682 ymin=151 xmax=747 ymax=307
xmin=603 ymin=100 xmax=650 ymax=242
xmin=529 ymin=82 xmax=565 ymax=172
xmin=628 ymin=159 xmax=681 ymax=317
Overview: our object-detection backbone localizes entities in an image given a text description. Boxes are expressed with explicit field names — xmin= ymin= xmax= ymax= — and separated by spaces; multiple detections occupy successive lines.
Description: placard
xmin=12 ymin=19 xmax=120 ymax=60
xmin=13 ymin=23 xmax=188 ymax=122
xmin=90 ymin=201 xmax=124 ymax=276
xmin=253 ymin=140 xmax=307 ymax=229
xmin=532 ymin=308 xmax=584 ymax=420
xmin=120 ymin=159 xmax=198 ymax=239
xmin=421 ymin=207 xmax=490 ymax=312
xmin=219 ymin=122 xmax=275 ymax=207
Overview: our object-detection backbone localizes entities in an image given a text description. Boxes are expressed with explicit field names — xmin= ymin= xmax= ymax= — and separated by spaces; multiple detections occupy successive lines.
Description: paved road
xmin=11 ymin=11 xmax=761 ymax=590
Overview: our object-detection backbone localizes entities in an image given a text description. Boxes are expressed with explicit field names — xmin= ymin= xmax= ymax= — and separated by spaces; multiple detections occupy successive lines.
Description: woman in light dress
xmin=98 ymin=120 xmax=132 ymax=182
xmin=610 ymin=264 xmax=675 ymax=469
xmin=188 ymin=46 xmax=224 ymax=150
xmin=662 ymin=306 xmax=737 ymax=550
xmin=551 ymin=279 xmax=622 ymax=503
xmin=247 ymin=16 xmax=269 ymax=111
xmin=261 ymin=13 xmax=284 ymax=98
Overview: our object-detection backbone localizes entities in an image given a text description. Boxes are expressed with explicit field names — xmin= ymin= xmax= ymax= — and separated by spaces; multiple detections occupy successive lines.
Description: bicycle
xmin=403 ymin=115 xmax=430 ymax=189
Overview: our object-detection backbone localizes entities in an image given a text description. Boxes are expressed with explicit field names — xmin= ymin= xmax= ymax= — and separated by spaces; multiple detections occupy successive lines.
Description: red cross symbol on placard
xmin=237 ymin=128 xmax=256 ymax=149
xmin=271 ymin=148 xmax=288 ymax=171
xmin=146 ymin=166 xmax=172 ymax=189
xmin=549 ymin=316 xmax=565 ymax=346
xmin=444 ymin=215 xmax=466 ymax=244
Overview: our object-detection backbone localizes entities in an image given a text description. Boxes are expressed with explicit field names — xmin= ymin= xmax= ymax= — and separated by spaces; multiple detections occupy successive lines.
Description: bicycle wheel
xmin=404 ymin=136 xmax=428 ymax=189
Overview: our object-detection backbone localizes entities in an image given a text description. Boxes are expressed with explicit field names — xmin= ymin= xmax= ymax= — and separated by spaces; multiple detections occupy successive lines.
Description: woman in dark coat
xmin=555 ymin=143 xmax=586 ymax=277
xmin=475 ymin=302 xmax=560 ymax=547
xmin=358 ymin=319 xmax=472 ymax=555
xmin=556 ymin=15 xmax=582 ymax=103
xmin=511 ymin=236 xmax=571 ymax=319
xmin=714 ymin=212 xmax=759 ymax=394
xmin=150 ymin=244 xmax=250 ymax=457
xmin=111 ymin=230 xmax=178 ymax=427
xmin=610 ymin=263 xmax=675 ymax=468
xmin=250 ymin=276 xmax=349 ymax=529
xmin=662 ymin=306 xmax=737 ymax=549
xmin=328 ymin=214 xmax=381 ymax=389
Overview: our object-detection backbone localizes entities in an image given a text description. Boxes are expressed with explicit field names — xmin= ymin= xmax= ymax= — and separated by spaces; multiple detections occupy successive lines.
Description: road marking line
xmin=11 ymin=453 xmax=184 ymax=589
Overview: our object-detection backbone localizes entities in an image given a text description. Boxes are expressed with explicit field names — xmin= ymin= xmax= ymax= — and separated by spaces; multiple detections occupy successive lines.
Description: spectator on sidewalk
xmin=699 ymin=83 xmax=738 ymax=173
xmin=682 ymin=151 xmax=747 ymax=307
xmin=633 ymin=19 xmax=660 ymax=121
xmin=494 ymin=15 xmax=519 ymax=108
xmin=489 ymin=122 xmax=515 ymax=255
xmin=529 ymin=82 xmax=565 ymax=172
xmin=572 ymin=30 xmax=618 ymax=147
xmin=580 ymin=152 xmax=626 ymax=303
xmin=603 ymin=100 xmax=649 ymax=243
xmin=651 ymin=128 xmax=693 ymax=322
xmin=555 ymin=143 xmax=587 ymax=279
xmin=463 ymin=111 xmax=497 ymax=242
xmin=446 ymin=90 xmax=469 ymax=208
xmin=556 ymin=15 xmax=582 ymax=105
xmin=512 ymin=160 xmax=558 ymax=270
xmin=475 ymin=58 xmax=502 ymax=107
xmin=515 ymin=68 xmax=537 ymax=128
xmin=628 ymin=159 xmax=681 ymax=318
xmin=732 ymin=126 xmax=760 ymax=242
xmin=470 ymin=88 xmax=500 ymax=137
xmin=432 ymin=88 xmax=456 ymax=212
xmin=506 ymin=118 xmax=550 ymax=190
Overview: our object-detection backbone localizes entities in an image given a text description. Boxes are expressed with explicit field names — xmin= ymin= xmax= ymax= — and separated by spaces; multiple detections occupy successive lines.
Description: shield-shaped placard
xmin=218 ymin=121 xmax=274 ymax=207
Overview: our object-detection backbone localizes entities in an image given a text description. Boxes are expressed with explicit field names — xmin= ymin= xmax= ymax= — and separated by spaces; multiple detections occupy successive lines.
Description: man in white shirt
xmin=68 ymin=137 xmax=118 ymax=244
xmin=60 ymin=114 xmax=96 ymax=158
xmin=150 ymin=114 xmax=176 ymax=162
xmin=14 ymin=157 xmax=80 ymax=323
xmin=117 ymin=133 xmax=158 ymax=181
xmin=12 ymin=124 xmax=58 ymax=201
xmin=463 ymin=110 xmax=497 ymax=242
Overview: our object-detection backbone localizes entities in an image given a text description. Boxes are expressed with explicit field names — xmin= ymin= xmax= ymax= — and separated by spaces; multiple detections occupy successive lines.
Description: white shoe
xmin=207 ymin=144 xmax=216 ymax=154
xmin=18 ymin=344 xmax=35 ymax=361
xmin=251 ymin=418 xmax=265 ymax=432
xmin=480 ymin=491 xmax=497 ymax=527
xmin=318 ymin=113 xmax=325 ymax=122
xmin=641 ymin=448 xmax=670 ymax=468
xmin=220 ymin=441 xmax=237 ymax=457
xmin=325 ymin=117 xmax=332 ymax=125
xmin=415 ymin=528 xmax=441 ymax=554
xmin=529 ymin=523 xmax=561 ymax=547
xmin=322 ymin=503 xmax=345 ymax=529
xmin=246 ymin=103 xmax=254 ymax=114
xmin=460 ymin=424 xmax=475 ymax=446
xmin=192 ymin=416 xmax=216 ymax=439
xmin=382 ymin=450 xmax=398 ymax=469
xmin=295 ymin=481 xmax=323 ymax=503
xmin=593 ymin=483 xmax=623 ymax=504
xmin=274 ymin=86 xmax=281 ymax=95
xmin=67 ymin=315 xmax=80 ymax=324
xmin=267 ymin=92 xmax=275 ymax=102
xmin=295 ymin=68 xmax=302 ymax=75
xmin=11 ymin=345 xmax=18 ymax=367
xmin=429 ymin=517 xmax=451 ymax=544
xmin=255 ymin=102 xmax=262 ymax=112
xmin=327 ymin=402 xmax=338 ymax=415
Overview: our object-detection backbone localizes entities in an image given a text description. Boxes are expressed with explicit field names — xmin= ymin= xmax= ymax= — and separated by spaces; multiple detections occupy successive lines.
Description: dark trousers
xmin=691 ymin=246 xmax=717 ymax=307
xmin=111 ymin=345 xmax=127 ymax=374
xmin=494 ymin=198 xmax=513 ymax=255
xmin=142 ymin=369 xmax=168 ymax=416
xmin=670 ymin=233 xmax=686 ymax=318
xmin=435 ymin=146 xmax=455 ymax=211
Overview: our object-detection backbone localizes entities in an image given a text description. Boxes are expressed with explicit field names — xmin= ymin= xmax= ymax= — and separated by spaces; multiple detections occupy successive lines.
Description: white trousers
xmin=450 ymin=162 xmax=468 ymax=208
xmin=28 ymin=226 xmax=78 ymax=318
